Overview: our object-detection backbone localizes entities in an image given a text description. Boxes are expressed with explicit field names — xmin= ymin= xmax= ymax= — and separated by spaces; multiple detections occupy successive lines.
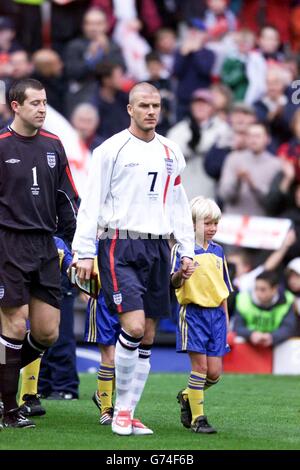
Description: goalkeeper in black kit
xmin=0 ymin=78 xmax=78 ymax=429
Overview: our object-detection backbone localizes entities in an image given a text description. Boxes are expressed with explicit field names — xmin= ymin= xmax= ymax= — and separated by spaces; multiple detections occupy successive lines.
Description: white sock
xmin=114 ymin=329 xmax=142 ymax=411
xmin=130 ymin=345 xmax=152 ymax=419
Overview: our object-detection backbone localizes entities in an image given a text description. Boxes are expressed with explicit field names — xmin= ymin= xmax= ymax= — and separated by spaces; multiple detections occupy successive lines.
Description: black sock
xmin=0 ymin=335 xmax=23 ymax=413
xmin=21 ymin=331 xmax=47 ymax=369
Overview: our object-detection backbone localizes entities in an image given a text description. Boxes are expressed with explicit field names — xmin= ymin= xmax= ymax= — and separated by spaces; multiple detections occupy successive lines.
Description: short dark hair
xmin=8 ymin=78 xmax=44 ymax=106
xmin=145 ymin=51 xmax=162 ymax=64
xmin=95 ymin=62 xmax=122 ymax=85
xmin=256 ymin=271 xmax=280 ymax=287
xmin=230 ymin=102 xmax=256 ymax=116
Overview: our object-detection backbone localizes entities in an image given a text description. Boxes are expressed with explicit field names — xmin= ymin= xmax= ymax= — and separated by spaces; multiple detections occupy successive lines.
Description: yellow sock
xmin=97 ymin=362 xmax=115 ymax=413
xmin=187 ymin=371 xmax=206 ymax=424
xmin=19 ymin=358 xmax=41 ymax=405
xmin=204 ymin=376 xmax=220 ymax=390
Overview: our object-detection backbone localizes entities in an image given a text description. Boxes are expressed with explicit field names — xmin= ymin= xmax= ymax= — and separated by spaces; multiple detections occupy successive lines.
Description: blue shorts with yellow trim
xmin=176 ymin=304 xmax=229 ymax=357
xmin=84 ymin=290 xmax=120 ymax=345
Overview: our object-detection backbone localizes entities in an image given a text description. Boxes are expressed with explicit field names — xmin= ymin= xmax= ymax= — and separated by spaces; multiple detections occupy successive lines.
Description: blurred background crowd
xmin=1 ymin=0 xmax=300 ymax=351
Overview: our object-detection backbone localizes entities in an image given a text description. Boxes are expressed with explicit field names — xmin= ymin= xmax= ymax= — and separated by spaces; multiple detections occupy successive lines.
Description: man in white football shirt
xmin=73 ymin=82 xmax=195 ymax=435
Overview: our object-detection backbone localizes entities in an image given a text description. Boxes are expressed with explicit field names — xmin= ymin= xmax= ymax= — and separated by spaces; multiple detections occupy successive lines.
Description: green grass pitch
xmin=1 ymin=373 xmax=299 ymax=450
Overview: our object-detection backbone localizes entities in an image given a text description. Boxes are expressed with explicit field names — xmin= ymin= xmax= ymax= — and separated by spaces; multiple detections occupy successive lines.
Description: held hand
xmin=181 ymin=257 xmax=195 ymax=280
xmin=249 ymin=331 xmax=264 ymax=345
xmin=260 ymin=333 xmax=273 ymax=347
xmin=76 ymin=258 xmax=94 ymax=282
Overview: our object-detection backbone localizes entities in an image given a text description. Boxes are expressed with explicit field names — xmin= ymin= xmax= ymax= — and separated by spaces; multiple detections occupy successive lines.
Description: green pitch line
xmin=1 ymin=373 xmax=299 ymax=450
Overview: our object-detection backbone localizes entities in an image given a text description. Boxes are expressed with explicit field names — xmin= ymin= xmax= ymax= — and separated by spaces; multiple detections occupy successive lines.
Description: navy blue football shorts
xmin=98 ymin=229 xmax=171 ymax=317
xmin=84 ymin=290 xmax=120 ymax=345
xmin=0 ymin=228 xmax=61 ymax=309
xmin=176 ymin=304 xmax=229 ymax=357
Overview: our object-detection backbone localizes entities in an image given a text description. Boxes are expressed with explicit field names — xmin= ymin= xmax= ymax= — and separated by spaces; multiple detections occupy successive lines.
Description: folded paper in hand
xmin=69 ymin=266 xmax=98 ymax=299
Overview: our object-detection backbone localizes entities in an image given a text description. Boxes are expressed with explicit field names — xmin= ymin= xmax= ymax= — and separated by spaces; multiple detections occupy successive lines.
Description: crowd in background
xmin=1 ymin=0 xmax=300 ymax=346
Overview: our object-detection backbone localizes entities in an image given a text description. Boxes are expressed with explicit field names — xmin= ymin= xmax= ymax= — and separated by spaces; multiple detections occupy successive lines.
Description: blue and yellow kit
xmin=54 ymin=236 xmax=73 ymax=275
xmin=171 ymin=241 xmax=233 ymax=356
xmin=84 ymin=243 xmax=120 ymax=345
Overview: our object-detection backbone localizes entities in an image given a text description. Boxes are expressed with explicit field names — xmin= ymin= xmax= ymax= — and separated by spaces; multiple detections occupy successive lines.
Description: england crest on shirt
xmin=47 ymin=152 xmax=56 ymax=168
xmin=113 ymin=291 xmax=122 ymax=305
xmin=164 ymin=157 xmax=174 ymax=175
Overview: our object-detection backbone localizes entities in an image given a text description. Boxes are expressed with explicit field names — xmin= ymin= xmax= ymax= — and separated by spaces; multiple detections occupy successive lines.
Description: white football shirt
xmin=72 ymin=129 xmax=194 ymax=259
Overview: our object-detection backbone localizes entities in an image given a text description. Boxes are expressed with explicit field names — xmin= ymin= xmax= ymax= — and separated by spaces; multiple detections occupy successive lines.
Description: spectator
xmin=229 ymin=102 xmax=257 ymax=133
xmin=32 ymin=49 xmax=66 ymax=116
xmin=204 ymin=0 xmax=238 ymax=41
xmin=218 ymin=123 xmax=282 ymax=215
xmin=64 ymin=7 xmax=124 ymax=117
xmin=243 ymin=25 xmax=286 ymax=105
xmin=167 ymin=88 xmax=231 ymax=199
xmin=204 ymin=102 xmax=257 ymax=182
xmin=113 ymin=17 xmax=151 ymax=81
xmin=221 ymin=28 xmax=256 ymax=101
xmin=9 ymin=49 xmax=33 ymax=80
xmin=210 ymin=83 xmax=233 ymax=121
xmin=204 ymin=0 xmax=237 ymax=39
xmin=145 ymin=51 xmax=174 ymax=134
xmin=93 ymin=62 xmax=129 ymax=139
xmin=227 ymin=229 xmax=297 ymax=293
xmin=257 ymin=25 xmax=285 ymax=63
xmin=233 ymin=271 xmax=297 ymax=348
xmin=153 ymin=27 xmax=177 ymax=77
xmin=173 ymin=19 xmax=215 ymax=120
xmin=203 ymin=0 xmax=238 ymax=77
xmin=71 ymin=102 xmax=104 ymax=152
xmin=254 ymin=66 xmax=295 ymax=150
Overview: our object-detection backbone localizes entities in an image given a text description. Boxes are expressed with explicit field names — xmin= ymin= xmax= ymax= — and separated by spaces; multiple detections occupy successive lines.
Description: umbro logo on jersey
xmin=47 ymin=152 xmax=56 ymax=168
xmin=5 ymin=159 xmax=20 ymax=164
xmin=125 ymin=162 xmax=139 ymax=167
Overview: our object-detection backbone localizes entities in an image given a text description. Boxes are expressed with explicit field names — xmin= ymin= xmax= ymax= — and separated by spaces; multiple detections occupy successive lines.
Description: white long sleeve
xmin=72 ymin=129 xmax=195 ymax=259
xmin=72 ymin=143 xmax=114 ymax=258
xmin=172 ymin=182 xmax=195 ymax=259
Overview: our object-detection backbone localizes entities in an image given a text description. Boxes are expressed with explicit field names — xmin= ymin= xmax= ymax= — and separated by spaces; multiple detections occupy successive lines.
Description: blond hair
xmin=190 ymin=196 xmax=222 ymax=223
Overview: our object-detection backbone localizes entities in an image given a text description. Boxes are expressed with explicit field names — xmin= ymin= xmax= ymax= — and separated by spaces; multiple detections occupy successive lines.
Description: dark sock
xmin=21 ymin=331 xmax=47 ymax=369
xmin=0 ymin=335 xmax=23 ymax=413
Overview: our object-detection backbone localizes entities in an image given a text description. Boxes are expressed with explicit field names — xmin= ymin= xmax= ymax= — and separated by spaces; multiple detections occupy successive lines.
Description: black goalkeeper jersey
xmin=0 ymin=126 xmax=78 ymax=243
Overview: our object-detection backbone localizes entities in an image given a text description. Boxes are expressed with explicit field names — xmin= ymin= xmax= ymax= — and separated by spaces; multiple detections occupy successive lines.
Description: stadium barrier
xmin=224 ymin=333 xmax=300 ymax=374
